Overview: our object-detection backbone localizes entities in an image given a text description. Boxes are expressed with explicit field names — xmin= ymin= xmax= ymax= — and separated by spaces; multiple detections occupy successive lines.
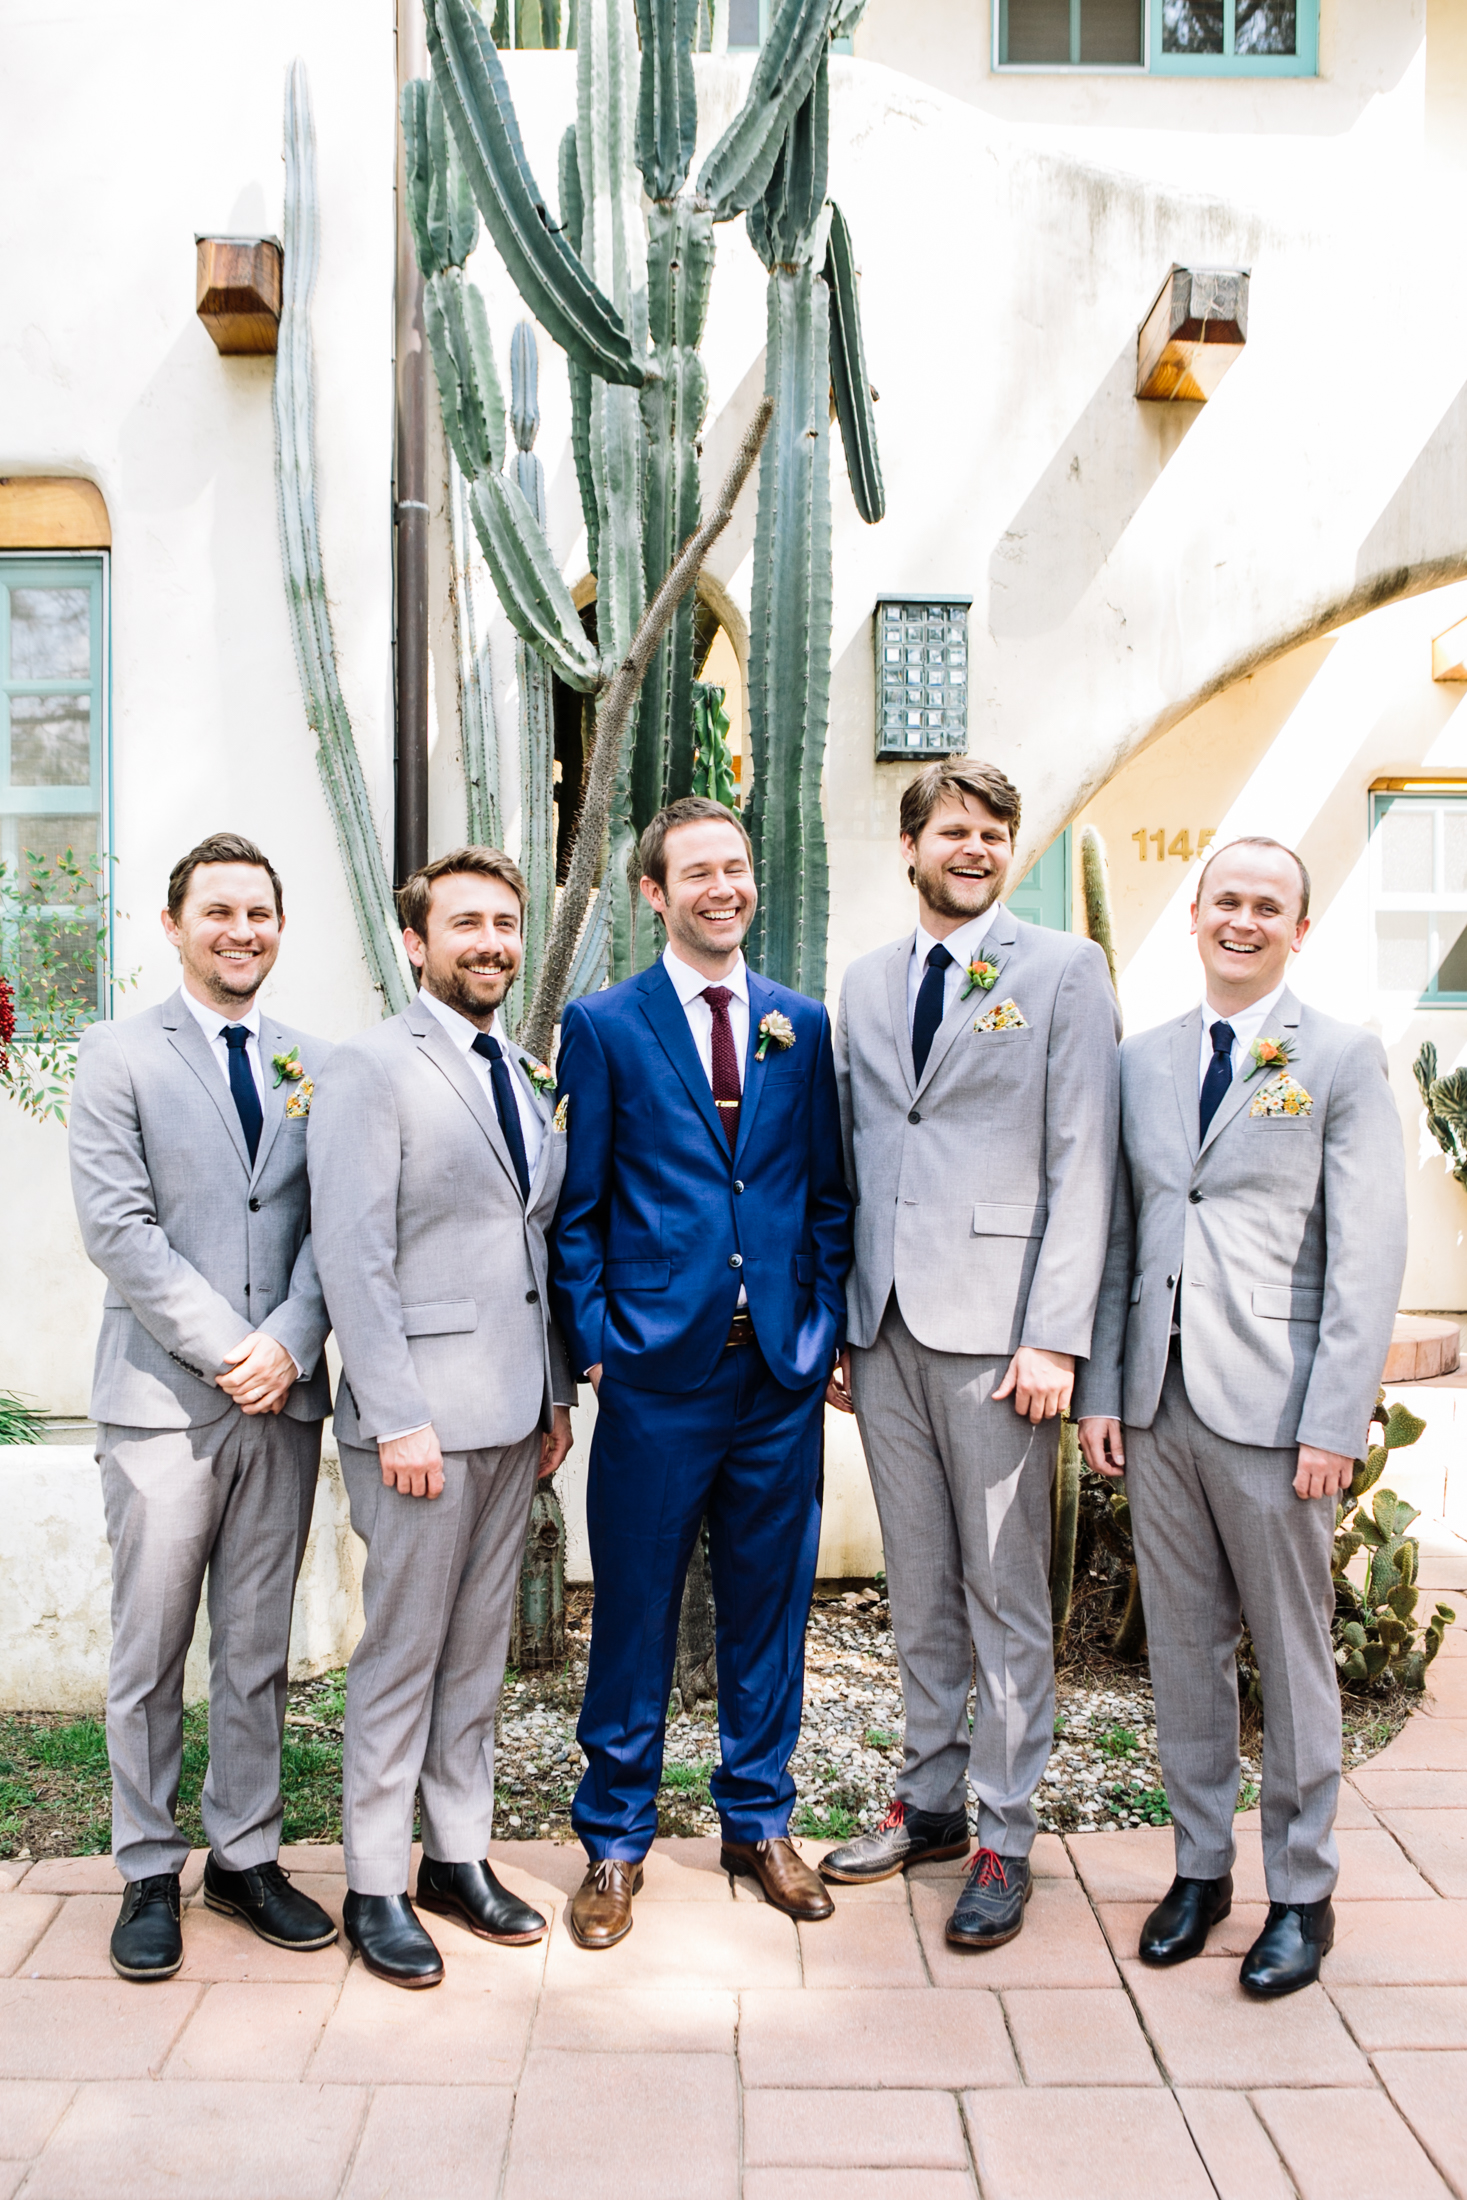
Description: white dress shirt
xmin=417 ymin=985 xmax=545 ymax=1177
xmin=908 ymin=903 xmax=1003 ymax=1028
xmin=662 ymin=943 xmax=749 ymax=1089
xmin=1196 ymin=977 xmax=1289 ymax=1093
xmin=181 ymin=984 xmax=264 ymax=1103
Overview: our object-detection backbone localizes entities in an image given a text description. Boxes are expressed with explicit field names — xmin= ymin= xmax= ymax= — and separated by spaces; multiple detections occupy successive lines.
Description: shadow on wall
xmin=1357 ymin=375 xmax=1467 ymax=603
xmin=987 ymin=338 xmax=1200 ymax=642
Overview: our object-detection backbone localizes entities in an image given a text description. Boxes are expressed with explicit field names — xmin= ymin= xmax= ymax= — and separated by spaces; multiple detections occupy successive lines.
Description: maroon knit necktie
xmin=702 ymin=985 xmax=741 ymax=1151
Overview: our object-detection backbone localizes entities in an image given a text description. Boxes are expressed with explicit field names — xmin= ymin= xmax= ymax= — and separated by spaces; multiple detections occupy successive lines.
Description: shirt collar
xmin=913 ymin=902 xmax=1001 ymax=972
xmin=181 ymin=984 xmax=261 ymax=1041
xmin=1201 ymin=977 xmax=1289 ymax=1043
xmin=418 ymin=984 xmax=508 ymax=1055
xmin=662 ymin=943 xmax=749 ymax=1006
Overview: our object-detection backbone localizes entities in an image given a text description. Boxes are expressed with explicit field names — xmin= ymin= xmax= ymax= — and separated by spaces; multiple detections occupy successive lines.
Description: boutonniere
xmin=519 ymin=1054 xmax=556 ymax=1100
xmin=271 ymin=1047 xmax=306 ymax=1088
xmin=974 ymin=997 xmax=1028 ymax=1033
xmin=284 ymin=1077 xmax=314 ymax=1120
xmin=552 ymin=1092 xmax=569 ymax=1133
xmin=960 ymin=957 xmax=1000 ymax=999
xmin=1244 ymin=1034 xmax=1296 ymax=1081
xmin=755 ymin=1010 xmax=796 ymax=1062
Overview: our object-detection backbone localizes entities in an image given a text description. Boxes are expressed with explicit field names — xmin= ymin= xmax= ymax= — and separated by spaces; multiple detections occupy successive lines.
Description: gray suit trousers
xmin=339 ymin=1434 xmax=539 ymax=1894
xmin=1125 ymin=1363 xmax=1341 ymax=1904
xmin=852 ymin=1300 xmax=1058 ymax=1856
xmin=99 ymin=1411 xmax=321 ymax=1879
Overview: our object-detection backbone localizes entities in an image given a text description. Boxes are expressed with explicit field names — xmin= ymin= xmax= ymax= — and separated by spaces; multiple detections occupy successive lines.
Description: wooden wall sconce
xmin=1137 ymin=266 xmax=1249 ymax=402
xmin=196 ymin=236 xmax=283 ymax=355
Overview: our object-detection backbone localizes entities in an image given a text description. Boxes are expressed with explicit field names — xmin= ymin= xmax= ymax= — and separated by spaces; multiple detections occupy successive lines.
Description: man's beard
xmin=190 ymin=953 xmax=267 ymax=1007
xmin=913 ymin=857 xmax=1006 ymax=923
xmin=428 ymin=954 xmax=516 ymax=1019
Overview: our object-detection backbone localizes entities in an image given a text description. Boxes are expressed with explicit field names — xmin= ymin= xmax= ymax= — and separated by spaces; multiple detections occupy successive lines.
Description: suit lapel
xmin=915 ymin=904 xmax=1018 ymax=1101
xmin=1199 ymin=988 xmax=1302 ymax=1157
xmin=1171 ymin=1011 xmax=1202 ymax=1164
xmin=884 ymin=940 xmax=917 ymax=1098
xmin=161 ymin=990 xmax=251 ymax=1176
xmin=638 ymin=962 xmax=728 ymax=1159
xmin=509 ymin=1046 xmax=558 ymax=1209
xmin=408 ymin=999 xmax=521 ymax=1198
xmin=250 ymin=1020 xmax=292 ymax=1182
xmin=732 ymin=971 xmax=775 ymax=1168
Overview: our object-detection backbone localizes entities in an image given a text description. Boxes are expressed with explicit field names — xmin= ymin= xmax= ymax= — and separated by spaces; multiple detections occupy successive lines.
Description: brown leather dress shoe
xmin=721 ymin=1837 xmax=835 ymax=1921
xmin=569 ymin=1858 xmax=644 ymax=1950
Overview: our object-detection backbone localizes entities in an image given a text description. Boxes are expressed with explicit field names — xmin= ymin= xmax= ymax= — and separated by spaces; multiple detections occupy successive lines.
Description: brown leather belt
xmin=725 ymin=1311 xmax=756 ymax=1350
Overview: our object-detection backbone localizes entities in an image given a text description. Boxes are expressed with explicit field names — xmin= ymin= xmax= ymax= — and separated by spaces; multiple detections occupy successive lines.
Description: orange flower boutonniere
xmin=1245 ymin=1034 xmax=1296 ymax=1081
xmin=960 ymin=958 xmax=999 ymax=1000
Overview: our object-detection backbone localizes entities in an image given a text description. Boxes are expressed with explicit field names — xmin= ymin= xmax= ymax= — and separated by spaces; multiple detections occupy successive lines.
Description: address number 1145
xmin=1132 ymin=828 xmax=1217 ymax=862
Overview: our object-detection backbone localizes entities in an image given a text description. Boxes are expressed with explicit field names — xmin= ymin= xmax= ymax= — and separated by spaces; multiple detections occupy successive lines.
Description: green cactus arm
xmin=510 ymin=319 xmax=540 ymax=452
xmin=1383 ymin=1402 xmax=1427 ymax=1450
xmin=404 ymin=78 xmax=485 ymax=279
xmin=401 ymin=81 xmax=442 ymax=276
xmin=424 ymin=270 xmax=507 ymax=479
xmin=1079 ymin=824 xmax=1122 ymax=1001
xmin=275 ymin=61 xmax=410 ymax=1014
xmin=557 ymin=126 xmax=600 ymax=577
xmin=564 ymin=885 xmax=612 ymax=1001
xmin=830 ymin=0 xmax=868 ymax=29
xmin=747 ymin=49 xmax=828 ymax=270
xmin=695 ymin=0 xmax=838 ymax=220
xmin=448 ymin=455 xmax=503 ymax=849
xmin=691 ymin=681 xmax=738 ymax=808
xmin=634 ymin=0 xmax=698 ymax=201
xmin=467 ymin=472 xmax=604 ymax=692
xmin=1414 ymin=1040 xmax=1439 ymax=1104
xmin=426 ymin=0 xmax=644 ymax=386
xmin=823 ymin=198 xmax=885 ymax=525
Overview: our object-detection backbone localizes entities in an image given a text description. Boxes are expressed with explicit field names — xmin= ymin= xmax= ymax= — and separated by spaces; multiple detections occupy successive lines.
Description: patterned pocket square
xmin=284 ymin=1077 xmax=314 ymax=1120
xmin=974 ymin=998 xmax=1028 ymax=1033
xmin=1249 ymin=1073 xmax=1312 ymax=1117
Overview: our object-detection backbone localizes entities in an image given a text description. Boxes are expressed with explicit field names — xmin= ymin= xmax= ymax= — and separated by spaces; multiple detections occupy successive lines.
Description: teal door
xmin=1007 ymin=828 xmax=1071 ymax=932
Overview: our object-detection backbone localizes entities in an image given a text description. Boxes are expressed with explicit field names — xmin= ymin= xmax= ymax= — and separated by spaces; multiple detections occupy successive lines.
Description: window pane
xmin=9 ymin=694 xmax=91 ymax=786
xmin=1005 ymin=0 xmax=1072 ymax=63
xmin=1377 ymin=913 xmax=1429 ymax=993
xmin=726 ymin=0 xmax=760 ymax=45
xmin=1162 ymin=0 xmax=1224 ymax=51
xmin=1437 ymin=914 xmax=1467 ymax=996
xmin=1378 ymin=805 xmax=1434 ymax=892
xmin=1081 ymin=0 xmax=1143 ymax=62
xmin=1444 ymin=811 xmax=1467 ymax=894
xmin=1234 ymin=0 xmax=1296 ymax=53
xmin=7 ymin=812 xmax=100 ymax=880
xmin=9 ymin=587 xmax=91 ymax=680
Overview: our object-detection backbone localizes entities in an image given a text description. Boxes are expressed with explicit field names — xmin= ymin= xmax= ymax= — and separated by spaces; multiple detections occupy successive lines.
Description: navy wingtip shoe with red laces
xmin=945 ymin=1847 xmax=1033 ymax=1949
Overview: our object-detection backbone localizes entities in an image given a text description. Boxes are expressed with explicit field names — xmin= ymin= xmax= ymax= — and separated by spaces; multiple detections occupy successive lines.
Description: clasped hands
xmin=217 ymin=1332 xmax=297 ymax=1416
xmin=1076 ymin=1417 xmax=1353 ymax=1501
xmin=376 ymin=1405 xmax=574 ymax=1500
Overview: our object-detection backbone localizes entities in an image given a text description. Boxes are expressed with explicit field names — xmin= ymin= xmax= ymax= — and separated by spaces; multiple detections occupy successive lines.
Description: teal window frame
xmin=994 ymin=0 xmax=1317 ymax=73
xmin=1008 ymin=828 xmax=1072 ymax=932
xmin=0 ymin=551 xmax=111 ymax=1026
xmin=1370 ymin=790 xmax=1467 ymax=1010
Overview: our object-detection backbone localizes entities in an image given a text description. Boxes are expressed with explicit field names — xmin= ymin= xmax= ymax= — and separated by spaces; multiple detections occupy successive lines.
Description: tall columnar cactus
xmin=275 ymin=62 xmax=410 ymax=1012
xmin=509 ymin=321 xmax=557 ymax=1020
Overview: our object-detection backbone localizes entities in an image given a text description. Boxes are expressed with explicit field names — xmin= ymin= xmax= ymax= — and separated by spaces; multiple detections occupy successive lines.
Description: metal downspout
xmin=394 ymin=0 xmax=429 ymax=886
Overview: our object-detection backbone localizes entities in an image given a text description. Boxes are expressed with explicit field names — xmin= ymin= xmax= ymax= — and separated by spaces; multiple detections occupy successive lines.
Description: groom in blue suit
xmin=551 ymin=796 xmax=852 ymax=1945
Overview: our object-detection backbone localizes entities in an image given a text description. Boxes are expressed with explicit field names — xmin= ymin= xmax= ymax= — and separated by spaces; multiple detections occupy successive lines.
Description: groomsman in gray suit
xmin=1078 ymin=836 xmax=1407 ymax=1996
xmin=308 ymin=847 xmax=575 ymax=1988
xmin=69 ymin=831 xmax=338 ymax=1982
xmin=824 ymin=760 xmax=1120 ymax=1948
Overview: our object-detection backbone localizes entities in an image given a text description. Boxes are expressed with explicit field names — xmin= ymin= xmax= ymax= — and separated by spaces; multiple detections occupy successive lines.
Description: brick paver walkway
xmin=2 ymin=1641 xmax=1465 ymax=2195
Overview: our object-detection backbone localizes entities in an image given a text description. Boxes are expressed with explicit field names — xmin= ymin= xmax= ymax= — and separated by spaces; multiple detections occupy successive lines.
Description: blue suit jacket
xmin=549 ymin=958 xmax=852 ymax=1395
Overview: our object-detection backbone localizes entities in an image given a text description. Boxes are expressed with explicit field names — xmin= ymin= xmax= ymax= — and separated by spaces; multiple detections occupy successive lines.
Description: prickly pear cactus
xmin=1333 ymin=1391 xmax=1456 ymax=1689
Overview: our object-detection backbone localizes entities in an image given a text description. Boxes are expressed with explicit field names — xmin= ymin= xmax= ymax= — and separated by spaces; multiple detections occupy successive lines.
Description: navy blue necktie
xmin=472 ymin=1032 xmax=531 ymax=1203
xmin=221 ymin=1025 xmax=263 ymax=1164
xmin=911 ymin=942 xmax=954 ymax=1082
xmin=1199 ymin=1019 xmax=1236 ymax=1142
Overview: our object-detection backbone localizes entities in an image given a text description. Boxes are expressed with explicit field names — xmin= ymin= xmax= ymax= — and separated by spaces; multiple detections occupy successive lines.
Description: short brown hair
xmin=899 ymin=759 xmax=1022 ymax=848
xmin=167 ymin=832 xmax=283 ymax=921
xmin=396 ymin=846 xmax=527 ymax=938
xmin=1196 ymin=835 xmax=1311 ymax=921
xmin=639 ymin=797 xmax=752 ymax=891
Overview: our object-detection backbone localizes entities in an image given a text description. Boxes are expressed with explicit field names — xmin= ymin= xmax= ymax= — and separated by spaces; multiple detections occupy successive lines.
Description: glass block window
xmin=1371 ymin=791 xmax=1467 ymax=1006
xmin=874 ymin=596 xmax=970 ymax=762
xmin=995 ymin=0 xmax=1315 ymax=70
xmin=1 ymin=555 xmax=108 ymax=1021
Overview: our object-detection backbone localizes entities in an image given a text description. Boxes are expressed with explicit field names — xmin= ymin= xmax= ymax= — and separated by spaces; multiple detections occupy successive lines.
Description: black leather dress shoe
xmin=1139 ymin=1873 xmax=1233 ymax=1966
xmin=946 ymin=1850 xmax=1032 ymax=1949
xmin=415 ymin=1857 xmax=548 ymax=1945
xmin=343 ymin=1891 xmax=444 ymax=1988
xmin=1240 ymin=1898 xmax=1335 ymax=1999
xmin=203 ymin=1855 xmax=338 ymax=1950
xmin=819 ymin=1799 xmax=971 ymax=1885
xmin=110 ymin=1873 xmax=183 ymax=1981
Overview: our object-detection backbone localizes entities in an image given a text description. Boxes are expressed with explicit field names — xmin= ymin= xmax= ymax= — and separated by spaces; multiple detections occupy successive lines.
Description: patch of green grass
xmin=660 ymin=1760 xmax=713 ymax=1793
xmin=1236 ymin=1781 xmax=1260 ymax=1813
xmin=793 ymin=1801 xmax=859 ymax=1841
xmin=864 ymin=1729 xmax=897 ymax=1751
xmin=27 ymin=1718 xmax=109 ymax=1772
xmin=1109 ymin=1781 xmax=1171 ymax=1826
xmin=1098 ymin=1724 xmax=1140 ymax=1759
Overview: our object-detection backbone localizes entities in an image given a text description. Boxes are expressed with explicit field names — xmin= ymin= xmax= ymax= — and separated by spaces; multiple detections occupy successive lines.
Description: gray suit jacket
xmin=835 ymin=905 xmax=1122 ymax=1357
xmin=307 ymin=995 xmax=575 ymax=1454
xmin=1073 ymin=990 xmax=1408 ymax=1457
xmin=69 ymin=990 xmax=333 ymax=1429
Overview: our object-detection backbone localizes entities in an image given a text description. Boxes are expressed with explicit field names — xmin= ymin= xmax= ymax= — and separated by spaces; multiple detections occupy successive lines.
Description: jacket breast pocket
xmin=971 ymin=1201 xmax=1048 ymax=1239
xmin=402 ymin=1299 xmax=478 ymax=1337
xmin=1251 ymin=1285 xmax=1323 ymax=1322
xmin=606 ymin=1259 xmax=671 ymax=1293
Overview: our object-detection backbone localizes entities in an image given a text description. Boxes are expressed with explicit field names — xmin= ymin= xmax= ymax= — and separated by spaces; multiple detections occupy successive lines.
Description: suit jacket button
xmin=729 ymin=1254 xmax=743 ymax=1269
xmin=733 ymin=1180 xmax=744 ymax=1194
xmin=1166 ymin=1274 xmax=1177 ymax=1288
xmin=1188 ymin=1189 xmax=1203 ymax=1204
xmin=249 ymin=1196 xmax=261 ymax=1212
xmin=525 ymin=1288 xmax=540 ymax=1304
xmin=908 ymin=1109 xmax=921 ymax=1125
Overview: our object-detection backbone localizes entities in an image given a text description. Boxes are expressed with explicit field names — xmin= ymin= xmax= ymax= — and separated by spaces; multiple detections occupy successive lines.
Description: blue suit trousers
xmin=572 ymin=1343 xmax=825 ymax=1859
